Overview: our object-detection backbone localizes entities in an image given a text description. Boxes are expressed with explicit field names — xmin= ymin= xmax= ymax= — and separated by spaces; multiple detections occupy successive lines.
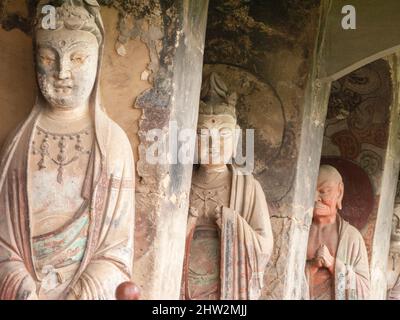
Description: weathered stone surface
xmin=133 ymin=0 xmax=210 ymax=299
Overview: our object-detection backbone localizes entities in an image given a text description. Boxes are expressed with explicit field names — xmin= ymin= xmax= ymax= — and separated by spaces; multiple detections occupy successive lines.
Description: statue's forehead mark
xmin=198 ymin=115 xmax=236 ymax=127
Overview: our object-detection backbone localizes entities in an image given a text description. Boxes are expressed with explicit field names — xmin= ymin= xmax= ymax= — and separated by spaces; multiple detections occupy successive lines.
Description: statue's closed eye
xmin=40 ymin=55 xmax=56 ymax=66
xmin=70 ymin=54 xmax=88 ymax=65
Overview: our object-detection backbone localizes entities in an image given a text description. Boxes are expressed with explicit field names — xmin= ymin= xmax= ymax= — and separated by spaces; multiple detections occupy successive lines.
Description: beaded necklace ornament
xmin=32 ymin=126 xmax=92 ymax=184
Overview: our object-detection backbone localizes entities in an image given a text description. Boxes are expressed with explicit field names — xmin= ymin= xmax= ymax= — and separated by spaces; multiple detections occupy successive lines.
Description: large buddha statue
xmin=387 ymin=203 xmax=400 ymax=300
xmin=305 ymin=165 xmax=370 ymax=300
xmin=0 ymin=0 xmax=135 ymax=300
xmin=180 ymin=72 xmax=273 ymax=300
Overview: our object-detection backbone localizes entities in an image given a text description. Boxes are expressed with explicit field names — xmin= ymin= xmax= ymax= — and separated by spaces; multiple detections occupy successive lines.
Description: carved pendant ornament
xmin=32 ymin=126 xmax=92 ymax=184
xmin=391 ymin=252 xmax=400 ymax=271
xmin=191 ymin=183 xmax=228 ymax=217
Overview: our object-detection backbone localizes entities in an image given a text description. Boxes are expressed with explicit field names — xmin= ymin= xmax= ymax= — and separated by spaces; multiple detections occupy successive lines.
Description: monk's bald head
xmin=318 ymin=165 xmax=343 ymax=184
xmin=314 ymin=165 xmax=344 ymax=218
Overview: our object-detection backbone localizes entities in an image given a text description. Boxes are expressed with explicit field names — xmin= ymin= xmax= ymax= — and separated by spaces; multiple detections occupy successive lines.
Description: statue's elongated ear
xmin=232 ymin=124 xmax=240 ymax=159
xmin=227 ymin=92 xmax=237 ymax=107
xmin=337 ymin=182 xmax=344 ymax=211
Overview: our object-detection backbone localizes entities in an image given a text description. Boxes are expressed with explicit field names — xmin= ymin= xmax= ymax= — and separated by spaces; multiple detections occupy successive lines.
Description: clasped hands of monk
xmin=309 ymin=244 xmax=335 ymax=274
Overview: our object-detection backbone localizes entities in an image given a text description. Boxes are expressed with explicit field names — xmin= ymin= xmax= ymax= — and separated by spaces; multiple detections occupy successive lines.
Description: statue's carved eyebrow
xmin=66 ymin=41 xmax=94 ymax=51
xmin=36 ymin=41 xmax=93 ymax=53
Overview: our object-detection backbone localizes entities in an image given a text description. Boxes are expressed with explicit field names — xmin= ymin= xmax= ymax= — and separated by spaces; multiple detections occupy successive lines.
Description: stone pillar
xmin=369 ymin=54 xmax=400 ymax=299
xmin=279 ymin=81 xmax=332 ymax=299
xmin=133 ymin=0 xmax=209 ymax=299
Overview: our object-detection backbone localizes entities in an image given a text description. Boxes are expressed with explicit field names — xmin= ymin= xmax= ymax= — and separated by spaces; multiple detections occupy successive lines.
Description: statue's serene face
xmin=197 ymin=113 xmax=237 ymax=166
xmin=313 ymin=170 xmax=343 ymax=218
xmin=35 ymin=29 xmax=99 ymax=109
xmin=391 ymin=206 xmax=400 ymax=242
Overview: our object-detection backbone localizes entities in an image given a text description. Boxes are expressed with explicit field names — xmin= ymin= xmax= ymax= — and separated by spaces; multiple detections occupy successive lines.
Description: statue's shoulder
xmin=231 ymin=166 xmax=262 ymax=190
xmin=340 ymin=216 xmax=365 ymax=244
xmin=107 ymin=119 xmax=132 ymax=149
xmin=104 ymin=118 xmax=134 ymax=165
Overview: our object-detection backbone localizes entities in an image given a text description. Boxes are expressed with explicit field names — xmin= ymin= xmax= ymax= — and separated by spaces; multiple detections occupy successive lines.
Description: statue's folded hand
xmin=316 ymin=244 xmax=335 ymax=273
xmin=189 ymin=207 xmax=199 ymax=218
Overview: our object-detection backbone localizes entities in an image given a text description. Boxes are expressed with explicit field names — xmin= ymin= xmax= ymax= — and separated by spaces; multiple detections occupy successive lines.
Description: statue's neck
xmin=312 ymin=213 xmax=337 ymax=226
xmin=193 ymin=164 xmax=230 ymax=187
xmin=198 ymin=164 xmax=229 ymax=174
xmin=43 ymin=103 xmax=90 ymax=120
xmin=39 ymin=104 xmax=92 ymax=134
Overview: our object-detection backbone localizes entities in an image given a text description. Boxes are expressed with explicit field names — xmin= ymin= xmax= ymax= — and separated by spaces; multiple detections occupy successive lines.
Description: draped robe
xmin=0 ymin=105 xmax=135 ymax=300
xmin=182 ymin=166 xmax=273 ymax=300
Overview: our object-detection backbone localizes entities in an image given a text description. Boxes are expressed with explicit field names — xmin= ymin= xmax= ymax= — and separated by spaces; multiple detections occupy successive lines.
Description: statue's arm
xmin=251 ymin=180 xmax=273 ymax=258
xmin=334 ymin=232 xmax=370 ymax=299
xmin=224 ymin=179 xmax=273 ymax=259
xmin=0 ymin=261 xmax=38 ymax=300
xmin=0 ymin=208 xmax=38 ymax=300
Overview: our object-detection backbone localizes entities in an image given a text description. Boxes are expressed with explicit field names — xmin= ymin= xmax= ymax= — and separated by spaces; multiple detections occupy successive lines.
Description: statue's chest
xmin=28 ymin=125 xmax=93 ymax=236
xmin=307 ymin=225 xmax=339 ymax=259
xmin=190 ymin=183 xmax=230 ymax=226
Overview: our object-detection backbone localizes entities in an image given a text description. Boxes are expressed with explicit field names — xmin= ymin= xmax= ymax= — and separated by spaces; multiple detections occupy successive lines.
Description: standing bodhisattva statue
xmin=0 ymin=0 xmax=135 ymax=300
xmin=180 ymin=72 xmax=273 ymax=300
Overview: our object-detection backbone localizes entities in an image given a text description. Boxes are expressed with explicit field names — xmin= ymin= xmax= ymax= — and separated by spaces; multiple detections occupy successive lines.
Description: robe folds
xmin=182 ymin=166 xmax=273 ymax=300
xmin=305 ymin=215 xmax=370 ymax=300
xmin=0 ymin=106 xmax=135 ymax=300
xmin=388 ymin=276 xmax=400 ymax=300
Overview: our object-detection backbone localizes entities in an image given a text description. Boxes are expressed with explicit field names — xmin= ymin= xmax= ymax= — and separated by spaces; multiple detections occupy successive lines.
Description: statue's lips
xmin=54 ymin=84 xmax=73 ymax=89
xmin=53 ymin=85 xmax=73 ymax=95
